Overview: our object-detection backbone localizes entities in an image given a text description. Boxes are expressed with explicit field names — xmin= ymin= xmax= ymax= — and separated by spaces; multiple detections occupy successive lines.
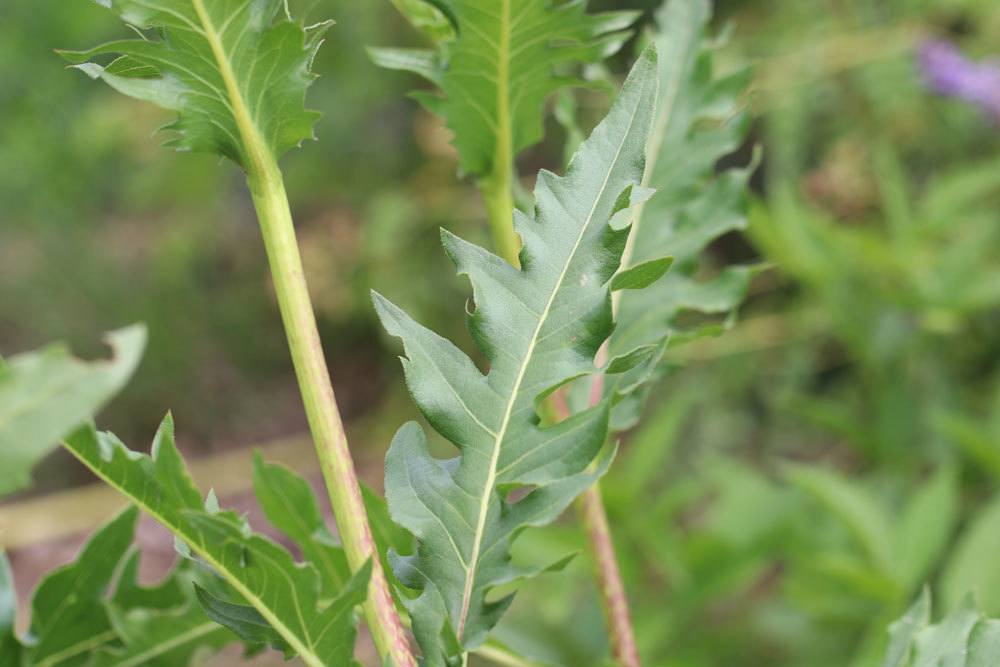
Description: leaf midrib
xmin=455 ymin=73 xmax=648 ymax=642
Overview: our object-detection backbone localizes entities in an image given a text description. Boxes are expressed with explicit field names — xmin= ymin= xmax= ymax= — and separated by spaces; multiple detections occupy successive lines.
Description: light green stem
xmin=247 ymin=161 xmax=415 ymax=667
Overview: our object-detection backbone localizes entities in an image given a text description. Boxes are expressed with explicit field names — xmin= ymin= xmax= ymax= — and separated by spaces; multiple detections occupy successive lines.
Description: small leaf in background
xmin=373 ymin=48 xmax=659 ymax=664
xmin=882 ymin=591 xmax=1000 ymax=667
xmin=371 ymin=0 xmax=638 ymax=176
xmin=0 ymin=325 xmax=145 ymax=497
xmin=63 ymin=417 xmax=366 ymax=666
xmin=942 ymin=492 xmax=1000 ymax=615
xmin=61 ymin=0 xmax=331 ymax=168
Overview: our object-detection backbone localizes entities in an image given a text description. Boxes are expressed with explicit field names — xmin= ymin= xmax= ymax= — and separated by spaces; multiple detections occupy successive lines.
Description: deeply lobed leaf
xmin=374 ymin=48 xmax=659 ymax=664
xmin=62 ymin=0 xmax=330 ymax=169
xmin=593 ymin=0 xmax=756 ymax=430
xmin=371 ymin=0 xmax=639 ymax=176
xmin=61 ymin=417 xmax=368 ymax=667
xmin=0 ymin=325 xmax=145 ymax=497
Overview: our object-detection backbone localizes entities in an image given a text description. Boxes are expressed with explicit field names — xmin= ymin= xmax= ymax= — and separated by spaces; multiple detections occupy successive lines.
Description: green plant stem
xmin=247 ymin=161 xmax=415 ymax=667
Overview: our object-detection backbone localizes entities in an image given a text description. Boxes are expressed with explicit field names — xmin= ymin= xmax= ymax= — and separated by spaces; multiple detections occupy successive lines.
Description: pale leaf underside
xmin=61 ymin=0 xmax=328 ymax=169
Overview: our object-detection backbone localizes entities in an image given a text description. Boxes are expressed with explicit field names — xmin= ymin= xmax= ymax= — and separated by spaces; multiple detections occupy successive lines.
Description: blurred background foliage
xmin=2 ymin=0 xmax=1000 ymax=665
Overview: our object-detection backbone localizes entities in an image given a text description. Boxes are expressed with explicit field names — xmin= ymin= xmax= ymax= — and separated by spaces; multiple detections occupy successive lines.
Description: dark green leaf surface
xmin=883 ymin=591 xmax=1000 ymax=667
xmin=62 ymin=0 xmax=329 ymax=168
xmin=62 ymin=417 xmax=365 ymax=667
xmin=374 ymin=48 xmax=658 ymax=664
xmin=371 ymin=0 xmax=638 ymax=176
xmin=602 ymin=0 xmax=755 ymax=430
xmin=0 ymin=326 xmax=145 ymax=497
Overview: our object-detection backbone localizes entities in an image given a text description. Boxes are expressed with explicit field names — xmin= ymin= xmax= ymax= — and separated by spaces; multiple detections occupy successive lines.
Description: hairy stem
xmin=247 ymin=161 xmax=415 ymax=667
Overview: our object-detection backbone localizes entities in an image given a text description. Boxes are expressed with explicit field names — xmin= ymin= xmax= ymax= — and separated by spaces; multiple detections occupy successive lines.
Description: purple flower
xmin=918 ymin=39 xmax=1000 ymax=122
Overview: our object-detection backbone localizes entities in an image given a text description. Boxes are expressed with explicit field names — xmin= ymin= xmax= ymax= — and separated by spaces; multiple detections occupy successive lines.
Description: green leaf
xmin=373 ymin=48 xmax=659 ymax=663
xmin=1 ymin=514 xmax=234 ymax=667
xmin=252 ymin=452 xmax=350 ymax=598
xmin=601 ymin=0 xmax=755 ymax=429
xmin=883 ymin=588 xmax=931 ymax=667
xmin=882 ymin=592 xmax=1000 ymax=667
xmin=610 ymin=256 xmax=673 ymax=291
xmin=61 ymin=0 xmax=330 ymax=169
xmin=94 ymin=604 xmax=233 ymax=667
xmin=197 ymin=561 xmax=369 ymax=661
xmin=388 ymin=0 xmax=455 ymax=43
xmin=942 ymin=492 xmax=1000 ymax=616
xmin=94 ymin=555 xmax=236 ymax=667
xmin=371 ymin=0 xmax=639 ymax=176
xmin=62 ymin=417 xmax=365 ymax=667
xmin=25 ymin=508 xmax=139 ymax=666
xmin=0 ymin=325 xmax=145 ymax=497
